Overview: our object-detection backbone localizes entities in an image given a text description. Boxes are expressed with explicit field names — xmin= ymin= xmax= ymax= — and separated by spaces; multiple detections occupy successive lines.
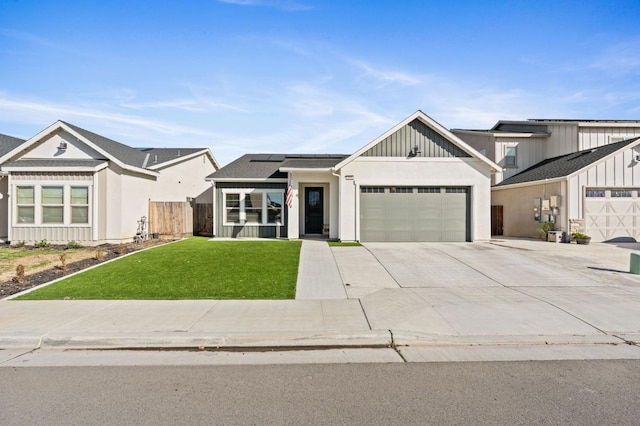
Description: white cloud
xmin=349 ymin=59 xmax=421 ymax=86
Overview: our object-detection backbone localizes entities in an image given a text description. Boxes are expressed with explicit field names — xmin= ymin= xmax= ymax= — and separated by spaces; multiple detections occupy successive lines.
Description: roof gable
xmin=334 ymin=110 xmax=501 ymax=172
xmin=496 ymin=137 xmax=640 ymax=187
xmin=362 ymin=118 xmax=471 ymax=158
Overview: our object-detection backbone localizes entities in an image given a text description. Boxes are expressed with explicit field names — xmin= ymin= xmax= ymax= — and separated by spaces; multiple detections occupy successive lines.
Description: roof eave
xmin=493 ymin=176 xmax=566 ymax=190
xmin=206 ymin=177 xmax=288 ymax=183
xmin=279 ymin=167 xmax=333 ymax=172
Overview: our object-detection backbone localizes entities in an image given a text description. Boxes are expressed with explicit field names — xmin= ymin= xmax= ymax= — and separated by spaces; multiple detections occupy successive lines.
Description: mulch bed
xmin=1 ymin=240 xmax=170 ymax=298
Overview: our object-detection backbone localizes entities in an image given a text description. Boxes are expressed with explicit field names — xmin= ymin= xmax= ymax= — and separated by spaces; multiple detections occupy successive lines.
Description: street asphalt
xmin=1 ymin=237 xmax=640 ymax=363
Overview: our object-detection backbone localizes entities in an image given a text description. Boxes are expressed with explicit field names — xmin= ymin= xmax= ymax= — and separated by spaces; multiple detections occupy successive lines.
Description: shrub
xmin=12 ymin=241 xmax=26 ymax=248
xmin=94 ymin=250 xmax=106 ymax=261
xmin=572 ymin=232 xmax=590 ymax=239
xmin=12 ymin=265 xmax=25 ymax=283
xmin=66 ymin=241 xmax=83 ymax=249
xmin=34 ymin=239 xmax=50 ymax=248
xmin=59 ymin=254 xmax=68 ymax=271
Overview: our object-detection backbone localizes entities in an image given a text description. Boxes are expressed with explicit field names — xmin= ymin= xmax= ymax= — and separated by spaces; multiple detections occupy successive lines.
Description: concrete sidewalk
xmin=2 ymin=237 xmax=640 ymax=362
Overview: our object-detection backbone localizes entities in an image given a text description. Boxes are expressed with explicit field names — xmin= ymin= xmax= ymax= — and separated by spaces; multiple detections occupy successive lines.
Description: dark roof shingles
xmin=0 ymin=133 xmax=26 ymax=156
xmin=497 ymin=138 xmax=640 ymax=187
xmin=208 ymin=154 xmax=348 ymax=180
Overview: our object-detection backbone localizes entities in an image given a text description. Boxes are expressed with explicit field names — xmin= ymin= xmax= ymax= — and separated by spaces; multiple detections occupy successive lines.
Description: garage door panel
xmin=360 ymin=186 xmax=469 ymax=242
xmin=584 ymin=188 xmax=640 ymax=242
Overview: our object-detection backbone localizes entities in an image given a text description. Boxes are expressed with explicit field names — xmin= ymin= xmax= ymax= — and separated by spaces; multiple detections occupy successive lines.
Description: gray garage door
xmin=359 ymin=186 xmax=470 ymax=242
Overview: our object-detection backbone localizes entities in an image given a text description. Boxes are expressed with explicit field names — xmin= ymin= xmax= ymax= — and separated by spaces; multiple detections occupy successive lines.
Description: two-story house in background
xmin=453 ymin=120 xmax=640 ymax=242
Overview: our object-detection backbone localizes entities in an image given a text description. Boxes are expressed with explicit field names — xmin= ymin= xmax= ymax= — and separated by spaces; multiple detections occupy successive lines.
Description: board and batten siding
xmin=363 ymin=119 xmax=471 ymax=158
xmin=495 ymin=137 xmax=547 ymax=183
xmin=10 ymin=171 xmax=94 ymax=244
xmin=579 ymin=127 xmax=640 ymax=151
xmin=215 ymin=182 xmax=287 ymax=238
xmin=546 ymin=124 xmax=579 ymax=158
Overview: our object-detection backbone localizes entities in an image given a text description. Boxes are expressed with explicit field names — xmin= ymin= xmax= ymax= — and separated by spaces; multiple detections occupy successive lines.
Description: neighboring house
xmin=453 ymin=119 xmax=640 ymax=241
xmin=0 ymin=121 xmax=219 ymax=245
xmin=207 ymin=111 xmax=501 ymax=242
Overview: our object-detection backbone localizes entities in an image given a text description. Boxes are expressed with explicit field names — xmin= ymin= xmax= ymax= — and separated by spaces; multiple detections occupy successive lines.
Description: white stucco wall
xmin=23 ymin=130 xmax=103 ymax=160
xmin=0 ymin=177 xmax=8 ymax=239
xmin=286 ymin=171 xmax=339 ymax=239
xmin=338 ymin=157 xmax=493 ymax=241
xmin=150 ymin=153 xmax=217 ymax=203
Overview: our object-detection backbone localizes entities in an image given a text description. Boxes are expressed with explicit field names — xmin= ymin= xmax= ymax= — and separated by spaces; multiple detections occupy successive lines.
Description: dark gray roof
xmin=496 ymin=138 xmax=640 ymax=187
xmin=0 ymin=133 xmax=26 ymax=156
xmin=62 ymin=122 xmax=207 ymax=170
xmin=62 ymin=121 xmax=146 ymax=167
xmin=3 ymin=159 xmax=107 ymax=168
xmin=208 ymin=154 xmax=349 ymax=180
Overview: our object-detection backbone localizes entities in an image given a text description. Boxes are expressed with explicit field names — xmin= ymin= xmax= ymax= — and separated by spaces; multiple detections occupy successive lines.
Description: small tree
xmin=537 ymin=222 xmax=554 ymax=240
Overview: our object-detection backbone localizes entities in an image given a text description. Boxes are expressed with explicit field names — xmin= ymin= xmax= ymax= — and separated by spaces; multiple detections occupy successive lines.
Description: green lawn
xmin=327 ymin=241 xmax=362 ymax=247
xmin=17 ymin=238 xmax=301 ymax=300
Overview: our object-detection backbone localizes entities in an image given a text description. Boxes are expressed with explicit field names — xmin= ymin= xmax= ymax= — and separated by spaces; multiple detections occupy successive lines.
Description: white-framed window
xmin=42 ymin=186 xmax=64 ymax=223
xmin=13 ymin=184 xmax=91 ymax=226
xmin=71 ymin=186 xmax=89 ymax=224
xmin=222 ymin=189 xmax=284 ymax=226
xmin=16 ymin=186 xmax=35 ymax=224
xmin=505 ymin=146 xmax=517 ymax=167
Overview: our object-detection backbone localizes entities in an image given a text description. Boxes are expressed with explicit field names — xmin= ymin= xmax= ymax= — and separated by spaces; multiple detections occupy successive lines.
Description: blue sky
xmin=1 ymin=0 xmax=639 ymax=165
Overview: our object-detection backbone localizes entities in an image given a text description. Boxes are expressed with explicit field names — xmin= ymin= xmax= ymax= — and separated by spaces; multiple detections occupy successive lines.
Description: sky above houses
xmin=1 ymin=0 xmax=639 ymax=165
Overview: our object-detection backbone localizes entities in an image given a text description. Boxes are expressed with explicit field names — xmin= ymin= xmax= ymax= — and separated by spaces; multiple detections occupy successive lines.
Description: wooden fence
xmin=149 ymin=201 xmax=194 ymax=237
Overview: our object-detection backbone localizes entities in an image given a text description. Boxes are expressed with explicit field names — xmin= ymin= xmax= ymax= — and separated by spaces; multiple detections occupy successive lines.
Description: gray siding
xmin=363 ymin=119 xmax=471 ymax=158
xmin=12 ymin=226 xmax=92 ymax=244
xmin=215 ymin=182 xmax=287 ymax=238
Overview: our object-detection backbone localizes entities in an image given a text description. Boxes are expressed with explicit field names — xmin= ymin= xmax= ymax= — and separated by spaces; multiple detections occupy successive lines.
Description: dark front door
xmin=305 ymin=187 xmax=323 ymax=234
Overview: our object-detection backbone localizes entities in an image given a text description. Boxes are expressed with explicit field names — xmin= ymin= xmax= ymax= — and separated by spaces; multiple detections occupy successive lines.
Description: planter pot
xmin=575 ymin=237 xmax=591 ymax=245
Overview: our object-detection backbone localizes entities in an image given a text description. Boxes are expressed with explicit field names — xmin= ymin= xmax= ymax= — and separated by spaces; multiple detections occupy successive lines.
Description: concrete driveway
xmin=331 ymin=239 xmax=640 ymax=345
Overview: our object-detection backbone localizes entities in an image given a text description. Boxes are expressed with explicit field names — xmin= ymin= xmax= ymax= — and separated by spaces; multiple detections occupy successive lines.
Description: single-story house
xmin=0 ymin=120 xmax=219 ymax=245
xmin=207 ymin=111 xmax=501 ymax=242
xmin=493 ymin=137 xmax=640 ymax=242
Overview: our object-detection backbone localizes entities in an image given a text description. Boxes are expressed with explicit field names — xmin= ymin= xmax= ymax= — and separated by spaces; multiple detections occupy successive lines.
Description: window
xmin=505 ymin=146 xmax=517 ymax=167
xmin=266 ymin=192 xmax=283 ymax=223
xmin=71 ymin=187 xmax=89 ymax=224
xmin=389 ymin=187 xmax=413 ymax=194
xmin=361 ymin=187 xmax=384 ymax=193
xmin=418 ymin=187 xmax=440 ymax=193
xmin=611 ymin=189 xmax=632 ymax=198
xmin=223 ymin=190 xmax=285 ymax=226
xmin=446 ymin=187 xmax=468 ymax=194
xmin=42 ymin=186 xmax=64 ymax=223
xmin=585 ymin=189 xmax=605 ymax=198
xmin=14 ymin=184 xmax=90 ymax=226
xmin=16 ymin=186 xmax=35 ymax=223
xmin=225 ymin=193 xmax=240 ymax=224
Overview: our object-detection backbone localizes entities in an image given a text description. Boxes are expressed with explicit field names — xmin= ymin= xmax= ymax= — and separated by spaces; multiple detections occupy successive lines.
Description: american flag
xmin=286 ymin=184 xmax=293 ymax=208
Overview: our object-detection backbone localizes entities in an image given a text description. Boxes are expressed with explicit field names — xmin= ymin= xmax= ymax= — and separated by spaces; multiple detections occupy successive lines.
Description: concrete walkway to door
xmin=295 ymin=240 xmax=347 ymax=299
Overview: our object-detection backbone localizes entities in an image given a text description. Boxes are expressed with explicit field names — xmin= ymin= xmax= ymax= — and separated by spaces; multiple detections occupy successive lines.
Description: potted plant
xmin=571 ymin=232 xmax=591 ymax=245
xmin=537 ymin=222 xmax=554 ymax=240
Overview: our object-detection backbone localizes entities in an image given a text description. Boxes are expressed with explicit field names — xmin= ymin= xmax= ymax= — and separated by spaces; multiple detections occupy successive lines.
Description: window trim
xmin=222 ymin=189 xmax=285 ymax=226
xmin=504 ymin=145 xmax=517 ymax=168
xmin=16 ymin=186 xmax=35 ymax=224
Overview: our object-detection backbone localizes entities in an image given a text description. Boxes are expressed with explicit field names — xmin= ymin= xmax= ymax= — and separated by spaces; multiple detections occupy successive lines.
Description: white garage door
xmin=359 ymin=186 xmax=470 ymax=242
xmin=584 ymin=188 xmax=640 ymax=242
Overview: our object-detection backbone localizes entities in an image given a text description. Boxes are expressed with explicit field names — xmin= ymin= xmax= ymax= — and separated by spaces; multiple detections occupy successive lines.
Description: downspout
xmin=331 ymin=168 xmax=341 ymax=241
xmin=211 ymin=181 xmax=216 ymax=237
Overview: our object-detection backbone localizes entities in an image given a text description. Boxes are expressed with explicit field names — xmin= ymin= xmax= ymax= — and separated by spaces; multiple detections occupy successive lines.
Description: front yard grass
xmin=16 ymin=238 xmax=301 ymax=300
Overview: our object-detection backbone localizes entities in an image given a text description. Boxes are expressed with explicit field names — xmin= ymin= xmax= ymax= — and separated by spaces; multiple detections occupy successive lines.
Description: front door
xmin=305 ymin=187 xmax=323 ymax=234
xmin=491 ymin=205 xmax=503 ymax=236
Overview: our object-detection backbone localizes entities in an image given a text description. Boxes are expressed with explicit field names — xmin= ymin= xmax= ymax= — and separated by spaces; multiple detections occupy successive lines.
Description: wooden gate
xmin=149 ymin=201 xmax=194 ymax=237
xmin=491 ymin=205 xmax=503 ymax=236
xmin=194 ymin=203 xmax=214 ymax=236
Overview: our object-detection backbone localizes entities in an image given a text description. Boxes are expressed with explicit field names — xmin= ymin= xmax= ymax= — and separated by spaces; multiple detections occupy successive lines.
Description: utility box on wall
xmin=550 ymin=195 xmax=561 ymax=208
